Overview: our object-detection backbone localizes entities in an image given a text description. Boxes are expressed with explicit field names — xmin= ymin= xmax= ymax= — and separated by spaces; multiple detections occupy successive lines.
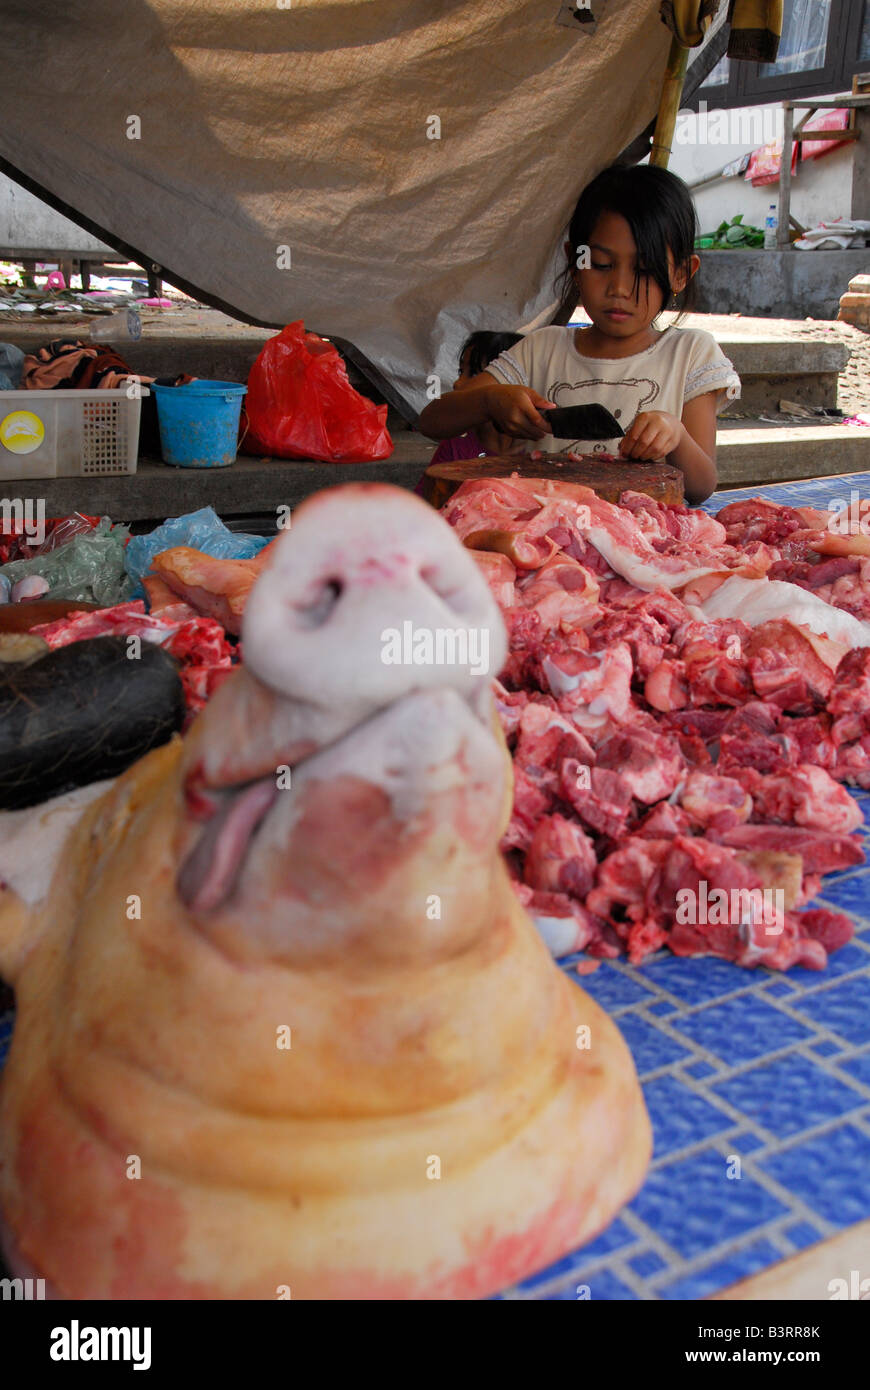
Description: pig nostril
xmin=295 ymin=578 xmax=342 ymax=627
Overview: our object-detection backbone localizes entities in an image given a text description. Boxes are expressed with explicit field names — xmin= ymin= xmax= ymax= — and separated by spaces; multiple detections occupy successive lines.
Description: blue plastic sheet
xmin=124 ymin=507 xmax=271 ymax=599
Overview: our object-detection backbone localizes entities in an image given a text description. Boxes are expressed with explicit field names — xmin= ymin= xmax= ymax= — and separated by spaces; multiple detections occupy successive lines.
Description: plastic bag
xmin=242 ymin=322 xmax=393 ymax=462
xmin=124 ymin=506 xmax=271 ymax=597
xmin=0 ymin=519 xmax=132 ymax=606
xmin=0 ymin=512 xmax=101 ymax=565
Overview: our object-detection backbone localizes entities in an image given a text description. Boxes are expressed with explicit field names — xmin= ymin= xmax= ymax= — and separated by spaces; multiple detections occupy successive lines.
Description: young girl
xmin=418 ymin=164 xmax=740 ymax=505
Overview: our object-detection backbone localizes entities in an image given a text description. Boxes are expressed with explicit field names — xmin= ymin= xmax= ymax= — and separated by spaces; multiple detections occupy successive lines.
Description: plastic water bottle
xmin=764 ymin=204 xmax=778 ymax=249
xmin=89 ymin=308 xmax=142 ymax=342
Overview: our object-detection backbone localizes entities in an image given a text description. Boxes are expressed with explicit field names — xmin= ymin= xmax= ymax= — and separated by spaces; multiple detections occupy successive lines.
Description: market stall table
xmin=1 ymin=471 xmax=869 ymax=1301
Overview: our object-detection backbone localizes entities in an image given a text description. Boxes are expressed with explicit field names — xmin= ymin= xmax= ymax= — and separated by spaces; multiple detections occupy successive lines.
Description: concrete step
xmin=716 ymin=418 xmax=870 ymax=488
xmin=674 ymin=313 xmax=852 ymax=414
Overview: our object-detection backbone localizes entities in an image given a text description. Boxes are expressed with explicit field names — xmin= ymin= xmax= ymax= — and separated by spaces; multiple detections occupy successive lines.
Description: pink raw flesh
xmin=441 ymin=481 xmax=870 ymax=970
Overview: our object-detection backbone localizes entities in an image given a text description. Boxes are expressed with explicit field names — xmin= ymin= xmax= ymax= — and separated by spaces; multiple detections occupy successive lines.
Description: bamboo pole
xmin=650 ymin=35 xmax=690 ymax=169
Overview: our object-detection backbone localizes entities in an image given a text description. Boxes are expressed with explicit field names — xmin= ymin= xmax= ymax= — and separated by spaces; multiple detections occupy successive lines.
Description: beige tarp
xmin=0 ymin=0 xmax=669 ymax=409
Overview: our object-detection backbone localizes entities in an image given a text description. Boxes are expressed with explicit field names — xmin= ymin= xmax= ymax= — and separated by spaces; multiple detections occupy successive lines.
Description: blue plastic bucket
xmin=152 ymin=380 xmax=247 ymax=468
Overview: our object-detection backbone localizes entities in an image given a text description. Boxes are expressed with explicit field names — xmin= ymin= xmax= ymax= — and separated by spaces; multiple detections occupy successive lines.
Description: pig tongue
xmin=178 ymin=778 xmax=278 ymax=912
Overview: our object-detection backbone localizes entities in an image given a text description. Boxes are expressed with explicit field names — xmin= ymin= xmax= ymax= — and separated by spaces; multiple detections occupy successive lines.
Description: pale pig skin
xmin=0 ymin=484 xmax=650 ymax=1299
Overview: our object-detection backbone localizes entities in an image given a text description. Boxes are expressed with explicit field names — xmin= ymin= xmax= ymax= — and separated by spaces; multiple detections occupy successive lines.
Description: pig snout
xmin=177 ymin=486 xmax=509 ymax=919
xmin=243 ymin=485 xmax=507 ymax=719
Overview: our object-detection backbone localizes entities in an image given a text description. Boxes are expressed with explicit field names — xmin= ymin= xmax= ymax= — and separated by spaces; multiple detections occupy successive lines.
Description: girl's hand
xmin=619 ymin=411 xmax=684 ymax=461
xmin=478 ymin=420 xmax=526 ymax=456
xmin=485 ymin=384 xmax=556 ymax=440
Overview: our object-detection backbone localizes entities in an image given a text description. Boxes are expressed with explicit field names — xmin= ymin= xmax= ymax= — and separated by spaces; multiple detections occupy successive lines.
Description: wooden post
xmin=852 ymin=76 xmax=870 ymax=222
xmin=777 ymin=103 xmax=793 ymax=248
xmin=650 ymin=36 xmax=690 ymax=169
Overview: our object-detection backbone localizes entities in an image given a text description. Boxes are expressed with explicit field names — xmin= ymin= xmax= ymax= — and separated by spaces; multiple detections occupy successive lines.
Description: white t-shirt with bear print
xmin=486 ymin=325 xmax=740 ymax=455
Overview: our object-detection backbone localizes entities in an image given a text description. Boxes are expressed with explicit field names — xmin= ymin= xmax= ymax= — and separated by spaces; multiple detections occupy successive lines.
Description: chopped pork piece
xmin=471 ymin=550 xmax=517 ymax=608
xmin=680 ymin=770 xmax=752 ymax=831
xmin=568 ymin=488 xmax=734 ymax=592
xmin=742 ymin=619 xmax=845 ymax=712
xmin=586 ymin=837 xmax=671 ymax=922
xmin=618 ymin=492 xmax=728 ymax=547
xmin=501 ymin=764 xmax=552 ymax=852
xmin=560 ymin=759 xmax=634 ymax=839
xmin=715 ymin=824 xmax=864 ymax=874
xmin=734 ymin=849 xmax=804 ymax=910
xmin=634 ymin=802 xmax=691 ymax=839
xmin=491 ymin=679 xmax=528 ymax=738
xmin=799 ymin=907 xmax=855 ymax=954
xmin=821 ymin=561 xmax=870 ymax=623
xmin=745 ymin=620 xmax=847 ymax=707
xmin=524 ymin=813 xmax=597 ymax=898
xmin=511 ymin=883 xmax=609 ymax=957
xmin=798 ymin=557 xmax=860 ymax=590
xmin=645 ymin=658 xmax=689 ymax=711
xmin=737 ymin=763 xmax=863 ymax=835
xmin=516 ymin=555 xmax=599 ymax=631
xmin=594 ymin=726 xmax=685 ymax=805
xmin=514 ymin=700 xmax=595 ymax=788
xmin=539 ymin=641 xmax=634 ymax=721
xmin=784 ymin=714 xmax=836 ymax=770
xmin=830 ymin=648 xmax=870 ymax=715
xmin=832 ymin=742 xmax=870 ymax=789
xmin=661 ymin=708 xmax=732 ymax=742
xmin=682 ymin=636 xmax=752 ymax=707
xmin=716 ymin=499 xmax=805 ymax=546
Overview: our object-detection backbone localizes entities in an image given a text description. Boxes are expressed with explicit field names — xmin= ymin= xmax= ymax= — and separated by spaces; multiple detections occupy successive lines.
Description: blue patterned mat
xmin=1 ymin=472 xmax=869 ymax=1299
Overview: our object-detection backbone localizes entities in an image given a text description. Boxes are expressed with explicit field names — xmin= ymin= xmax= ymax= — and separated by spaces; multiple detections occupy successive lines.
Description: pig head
xmin=0 ymin=484 xmax=650 ymax=1300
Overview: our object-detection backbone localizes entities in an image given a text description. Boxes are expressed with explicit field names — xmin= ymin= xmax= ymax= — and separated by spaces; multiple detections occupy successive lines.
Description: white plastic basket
xmin=0 ymin=387 xmax=147 ymax=480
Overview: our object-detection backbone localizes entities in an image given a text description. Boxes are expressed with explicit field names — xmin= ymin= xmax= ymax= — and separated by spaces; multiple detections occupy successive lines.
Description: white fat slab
xmin=0 ymin=781 xmax=114 ymax=905
xmin=583 ymin=525 xmax=721 ymax=593
xmin=701 ymin=575 xmax=870 ymax=647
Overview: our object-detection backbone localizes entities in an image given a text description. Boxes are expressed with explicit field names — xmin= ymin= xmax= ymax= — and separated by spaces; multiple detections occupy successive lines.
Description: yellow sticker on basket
xmin=0 ymin=410 xmax=45 ymax=455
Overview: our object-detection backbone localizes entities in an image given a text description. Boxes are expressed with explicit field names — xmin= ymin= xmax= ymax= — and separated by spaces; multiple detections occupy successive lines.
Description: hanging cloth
xmin=726 ymin=0 xmax=782 ymax=62
xmin=659 ymin=1 xmax=722 ymax=48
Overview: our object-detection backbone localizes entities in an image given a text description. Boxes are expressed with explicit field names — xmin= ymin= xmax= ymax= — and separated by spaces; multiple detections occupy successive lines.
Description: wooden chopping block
xmin=422 ymin=454 xmax=684 ymax=508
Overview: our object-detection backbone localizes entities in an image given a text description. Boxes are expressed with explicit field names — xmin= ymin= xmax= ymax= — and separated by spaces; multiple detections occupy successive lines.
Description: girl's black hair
xmin=458 ymin=330 xmax=523 ymax=376
xmin=558 ymin=163 xmax=698 ymax=319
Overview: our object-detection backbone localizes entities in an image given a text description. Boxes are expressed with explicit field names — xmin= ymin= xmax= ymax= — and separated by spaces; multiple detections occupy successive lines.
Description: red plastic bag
xmin=242 ymin=322 xmax=392 ymax=462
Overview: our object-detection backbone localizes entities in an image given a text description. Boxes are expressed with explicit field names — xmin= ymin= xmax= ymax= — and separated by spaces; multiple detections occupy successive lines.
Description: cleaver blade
xmin=542 ymin=403 xmax=624 ymax=440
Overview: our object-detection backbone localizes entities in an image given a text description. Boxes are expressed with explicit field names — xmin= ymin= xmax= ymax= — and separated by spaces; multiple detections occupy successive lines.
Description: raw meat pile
xmin=31 ymin=601 xmax=235 ymax=723
xmin=442 ymin=476 xmax=870 ymax=972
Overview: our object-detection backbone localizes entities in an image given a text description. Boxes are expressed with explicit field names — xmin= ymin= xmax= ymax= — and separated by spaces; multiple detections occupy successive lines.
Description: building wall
xmin=0 ymin=173 xmax=114 ymax=256
xmin=670 ymin=99 xmax=855 ymax=236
